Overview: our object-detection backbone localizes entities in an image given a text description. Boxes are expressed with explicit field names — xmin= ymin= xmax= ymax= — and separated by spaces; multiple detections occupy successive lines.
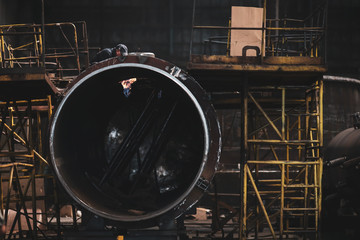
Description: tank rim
xmin=49 ymin=61 xmax=219 ymax=223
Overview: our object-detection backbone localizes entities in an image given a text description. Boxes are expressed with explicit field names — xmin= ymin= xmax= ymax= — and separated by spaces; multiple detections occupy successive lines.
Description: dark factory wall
xmin=327 ymin=0 xmax=360 ymax=78
xmin=0 ymin=0 xmax=359 ymax=76
xmin=40 ymin=0 xmax=316 ymax=66
xmin=0 ymin=0 xmax=42 ymax=25
xmin=43 ymin=0 xmax=198 ymax=66
xmin=324 ymin=80 xmax=360 ymax=146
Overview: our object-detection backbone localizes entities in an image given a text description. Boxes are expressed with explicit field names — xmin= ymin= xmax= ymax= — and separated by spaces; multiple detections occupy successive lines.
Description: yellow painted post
xmin=314 ymin=162 xmax=319 ymax=237
xmin=305 ymin=92 xmax=310 ymax=140
xmin=33 ymin=26 xmax=40 ymax=66
xmin=47 ymin=95 xmax=53 ymax=120
xmin=281 ymin=88 xmax=285 ymax=141
xmin=37 ymin=27 xmax=44 ymax=67
xmin=318 ymin=80 xmax=324 ymax=239
xmin=304 ymin=164 xmax=309 ymax=230
xmin=286 ymin=113 xmax=290 ymax=237
xmin=9 ymin=107 xmax=14 ymax=128
xmin=227 ymin=19 xmax=231 ymax=56
xmin=242 ymin=164 xmax=247 ymax=240
xmin=246 ymin=166 xmax=277 ymax=239
xmin=0 ymin=28 xmax=3 ymax=67
xmin=280 ymin=163 xmax=285 ymax=238
xmin=318 ymin=80 xmax=323 ymax=207
xmin=286 ymin=117 xmax=290 ymax=238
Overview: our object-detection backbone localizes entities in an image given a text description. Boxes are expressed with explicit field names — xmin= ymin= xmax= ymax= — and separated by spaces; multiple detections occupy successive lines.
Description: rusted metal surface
xmin=188 ymin=55 xmax=327 ymax=73
xmin=0 ymin=69 xmax=58 ymax=99
xmin=50 ymin=55 xmax=221 ymax=227
xmin=263 ymin=56 xmax=324 ymax=65
xmin=0 ymin=73 xmax=46 ymax=81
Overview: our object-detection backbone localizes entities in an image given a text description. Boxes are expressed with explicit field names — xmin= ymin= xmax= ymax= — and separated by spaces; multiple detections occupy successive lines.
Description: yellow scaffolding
xmin=0 ymin=97 xmax=64 ymax=239
xmin=0 ymin=22 xmax=90 ymax=82
xmin=0 ymin=20 xmax=90 ymax=238
xmin=186 ymin=0 xmax=327 ymax=238
xmin=240 ymin=80 xmax=323 ymax=239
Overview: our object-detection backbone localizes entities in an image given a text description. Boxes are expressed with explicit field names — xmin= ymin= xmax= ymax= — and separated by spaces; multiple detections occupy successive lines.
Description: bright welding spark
xmin=120 ymin=78 xmax=137 ymax=97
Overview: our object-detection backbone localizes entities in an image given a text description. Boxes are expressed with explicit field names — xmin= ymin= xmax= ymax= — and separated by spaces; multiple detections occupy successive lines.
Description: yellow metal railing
xmin=0 ymin=22 xmax=89 ymax=80
xmin=190 ymin=0 xmax=327 ymax=59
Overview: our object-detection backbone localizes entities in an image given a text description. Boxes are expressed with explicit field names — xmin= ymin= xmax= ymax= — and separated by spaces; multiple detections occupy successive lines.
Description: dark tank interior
xmin=50 ymin=66 xmax=205 ymax=222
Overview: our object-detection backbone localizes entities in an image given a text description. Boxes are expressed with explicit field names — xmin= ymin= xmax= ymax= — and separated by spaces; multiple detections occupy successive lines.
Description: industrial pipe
xmin=49 ymin=54 xmax=221 ymax=227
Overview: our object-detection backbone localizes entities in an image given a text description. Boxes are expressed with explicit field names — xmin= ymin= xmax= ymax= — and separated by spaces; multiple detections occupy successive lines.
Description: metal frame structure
xmin=0 ymin=19 xmax=89 ymax=239
xmin=0 ymin=1 xmax=327 ymax=239
xmin=0 ymin=97 xmax=61 ymax=239
xmin=187 ymin=0 xmax=327 ymax=239
xmin=193 ymin=79 xmax=324 ymax=240
xmin=190 ymin=0 xmax=327 ymax=60
xmin=0 ymin=21 xmax=90 ymax=86
xmin=239 ymin=81 xmax=323 ymax=239
xmin=0 ymin=97 xmax=83 ymax=240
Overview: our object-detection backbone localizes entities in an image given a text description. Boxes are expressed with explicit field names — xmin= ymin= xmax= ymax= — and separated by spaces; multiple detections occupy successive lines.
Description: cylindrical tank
xmin=324 ymin=127 xmax=360 ymax=194
xmin=49 ymin=55 xmax=221 ymax=227
xmin=323 ymin=127 xmax=360 ymax=233
xmin=325 ymin=128 xmax=360 ymax=164
xmin=323 ymin=76 xmax=360 ymax=210
xmin=323 ymin=76 xmax=360 ymax=146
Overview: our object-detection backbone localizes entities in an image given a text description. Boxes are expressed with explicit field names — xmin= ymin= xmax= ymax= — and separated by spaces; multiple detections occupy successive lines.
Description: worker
xmin=91 ymin=44 xmax=128 ymax=64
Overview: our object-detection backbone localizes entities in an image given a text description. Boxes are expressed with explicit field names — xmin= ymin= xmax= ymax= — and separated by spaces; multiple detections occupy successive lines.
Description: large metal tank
xmin=323 ymin=75 xmax=360 ymax=199
xmin=325 ymin=127 xmax=360 ymax=191
xmin=49 ymin=55 xmax=221 ymax=227
xmin=323 ymin=76 xmax=360 ymax=232
xmin=323 ymin=75 xmax=360 ymax=146
xmin=323 ymin=127 xmax=360 ymax=231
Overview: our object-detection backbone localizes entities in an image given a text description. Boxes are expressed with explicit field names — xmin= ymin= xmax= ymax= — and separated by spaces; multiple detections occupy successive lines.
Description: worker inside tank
xmin=91 ymin=44 xmax=128 ymax=64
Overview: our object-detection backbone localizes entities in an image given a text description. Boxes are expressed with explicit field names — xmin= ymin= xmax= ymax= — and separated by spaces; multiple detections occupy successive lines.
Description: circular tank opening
xmin=50 ymin=65 xmax=206 ymax=222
